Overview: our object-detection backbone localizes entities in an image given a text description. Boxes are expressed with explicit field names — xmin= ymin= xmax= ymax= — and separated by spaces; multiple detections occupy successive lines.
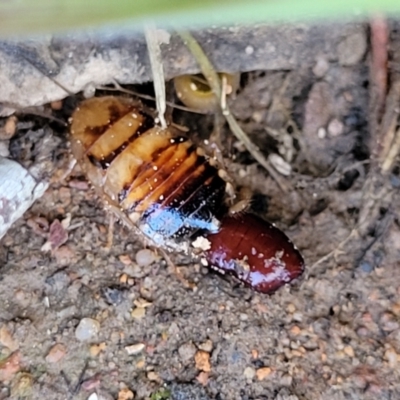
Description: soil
xmin=1 ymin=21 xmax=400 ymax=400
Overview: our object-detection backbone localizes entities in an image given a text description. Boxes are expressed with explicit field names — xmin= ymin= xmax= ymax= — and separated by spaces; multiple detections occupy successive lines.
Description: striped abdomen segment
xmin=70 ymin=96 xmax=226 ymax=246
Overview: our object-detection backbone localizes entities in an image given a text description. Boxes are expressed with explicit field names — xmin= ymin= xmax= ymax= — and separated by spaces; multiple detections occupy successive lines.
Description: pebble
xmin=125 ymin=343 xmax=145 ymax=355
xmin=286 ymin=303 xmax=296 ymax=313
xmin=256 ymin=367 xmax=272 ymax=380
xmin=45 ymin=343 xmax=66 ymax=363
xmin=343 ymin=345 xmax=355 ymax=358
xmin=0 ymin=141 xmax=9 ymax=157
xmin=81 ymin=374 xmax=101 ymax=391
xmin=147 ymin=371 xmax=161 ymax=382
xmin=131 ymin=307 xmax=146 ymax=320
xmin=384 ymin=348 xmax=398 ymax=368
xmin=90 ymin=343 xmax=106 ymax=357
xmin=50 ymin=100 xmax=63 ymax=110
xmin=178 ymin=342 xmax=197 ymax=363
xmin=0 ymin=351 xmax=21 ymax=382
xmin=198 ymin=339 xmax=213 ymax=353
xmin=119 ymin=255 xmax=133 ymax=266
xmin=317 ymin=127 xmax=327 ymax=139
xmin=243 ymin=366 xmax=256 ymax=380
xmin=117 ymin=388 xmax=134 ymax=400
xmin=327 ymin=118 xmax=344 ymax=137
xmin=75 ymin=318 xmax=100 ymax=342
xmin=0 ymin=116 xmax=17 ymax=140
xmin=0 ymin=327 xmax=19 ymax=351
xmin=135 ymin=249 xmax=158 ymax=267
xmin=196 ymin=371 xmax=209 ymax=386
xmin=313 ymin=57 xmax=329 ymax=77
xmin=195 ymin=350 xmax=211 ymax=372
xmin=88 ymin=394 xmax=99 ymax=400
xmin=337 ymin=31 xmax=367 ymax=66
xmin=102 ymin=287 xmax=124 ymax=306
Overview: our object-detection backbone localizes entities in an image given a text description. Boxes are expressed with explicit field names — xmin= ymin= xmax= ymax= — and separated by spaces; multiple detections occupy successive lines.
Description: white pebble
xmin=328 ymin=118 xmax=344 ymax=137
xmin=75 ymin=318 xmax=100 ymax=342
xmin=135 ymin=249 xmax=157 ymax=267
xmin=125 ymin=343 xmax=145 ymax=355
xmin=243 ymin=366 xmax=256 ymax=380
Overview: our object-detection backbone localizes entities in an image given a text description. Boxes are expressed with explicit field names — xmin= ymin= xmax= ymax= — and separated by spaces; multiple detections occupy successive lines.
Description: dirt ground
xmin=1 ymin=20 xmax=400 ymax=400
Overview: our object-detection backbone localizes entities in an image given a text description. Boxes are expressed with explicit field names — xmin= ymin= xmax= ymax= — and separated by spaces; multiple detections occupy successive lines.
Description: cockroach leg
xmin=228 ymin=186 xmax=252 ymax=215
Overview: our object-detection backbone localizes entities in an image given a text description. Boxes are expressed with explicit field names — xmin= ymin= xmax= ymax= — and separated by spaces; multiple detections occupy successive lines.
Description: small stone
xmin=53 ymin=245 xmax=76 ymax=266
xmin=0 ymin=327 xmax=19 ymax=351
xmin=131 ymin=307 xmax=146 ymax=320
xmin=178 ymin=342 xmax=197 ymax=363
xmin=344 ymin=345 xmax=354 ymax=358
xmin=286 ymin=303 xmax=296 ymax=313
xmin=75 ymin=318 xmax=100 ymax=342
xmin=125 ymin=343 xmax=145 ymax=355
xmin=292 ymin=312 xmax=303 ymax=322
xmin=0 ymin=141 xmax=9 ymax=157
xmin=245 ymin=45 xmax=254 ymax=55
xmin=102 ymin=287 xmax=124 ymax=306
xmin=81 ymin=374 xmax=101 ymax=391
xmin=195 ymin=350 xmax=211 ymax=372
xmin=243 ymin=366 xmax=256 ymax=380
xmin=117 ymin=388 xmax=134 ymax=400
xmin=0 ymin=115 xmax=17 ymax=140
xmin=88 ymin=394 xmax=99 ymax=400
xmin=50 ymin=100 xmax=63 ymax=110
xmin=291 ymin=350 xmax=303 ymax=358
xmin=256 ymin=367 xmax=272 ymax=380
xmin=90 ymin=343 xmax=106 ymax=357
xmin=313 ymin=57 xmax=329 ymax=77
xmin=250 ymin=350 xmax=258 ymax=360
xmin=119 ymin=273 xmax=128 ymax=283
xmin=45 ymin=343 xmax=66 ymax=363
xmin=0 ymin=351 xmax=21 ymax=382
xmin=69 ymin=179 xmax=89 ymax=190
xmin=384 ymin=348 xmax=398 ymax=368
xmin=289 ymin=326 xmax=301 ymax=336
xmin=317 ymin=127 xmax=326 ymax=139
xmin=147 ymin=371 xmax=161 ymax=382
xmin=337 ymin=31 xmax=367 ymax=66
xmin=198 ymin=339 xmax=213 ymax=353
xmin=196 ymin=371 xmax=209 ymax=386
xmin=135 ymin=249 xmax=158 ymax=267
xmin=119 ymin=255 xmax=132 ymax=266
xmin=327 ymin=118 xmax=344 ymax=137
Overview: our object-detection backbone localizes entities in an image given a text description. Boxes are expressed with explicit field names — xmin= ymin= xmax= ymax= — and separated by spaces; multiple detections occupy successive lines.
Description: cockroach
xmin=70 ymin=94 xmax=304 ymax=294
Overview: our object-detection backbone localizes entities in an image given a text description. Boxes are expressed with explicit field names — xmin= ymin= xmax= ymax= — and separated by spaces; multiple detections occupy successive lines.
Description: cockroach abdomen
xmin=70 ymin=96 xmax=227 ymax=250
xmin=204 ymin=214 xmax=305 ymax=293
